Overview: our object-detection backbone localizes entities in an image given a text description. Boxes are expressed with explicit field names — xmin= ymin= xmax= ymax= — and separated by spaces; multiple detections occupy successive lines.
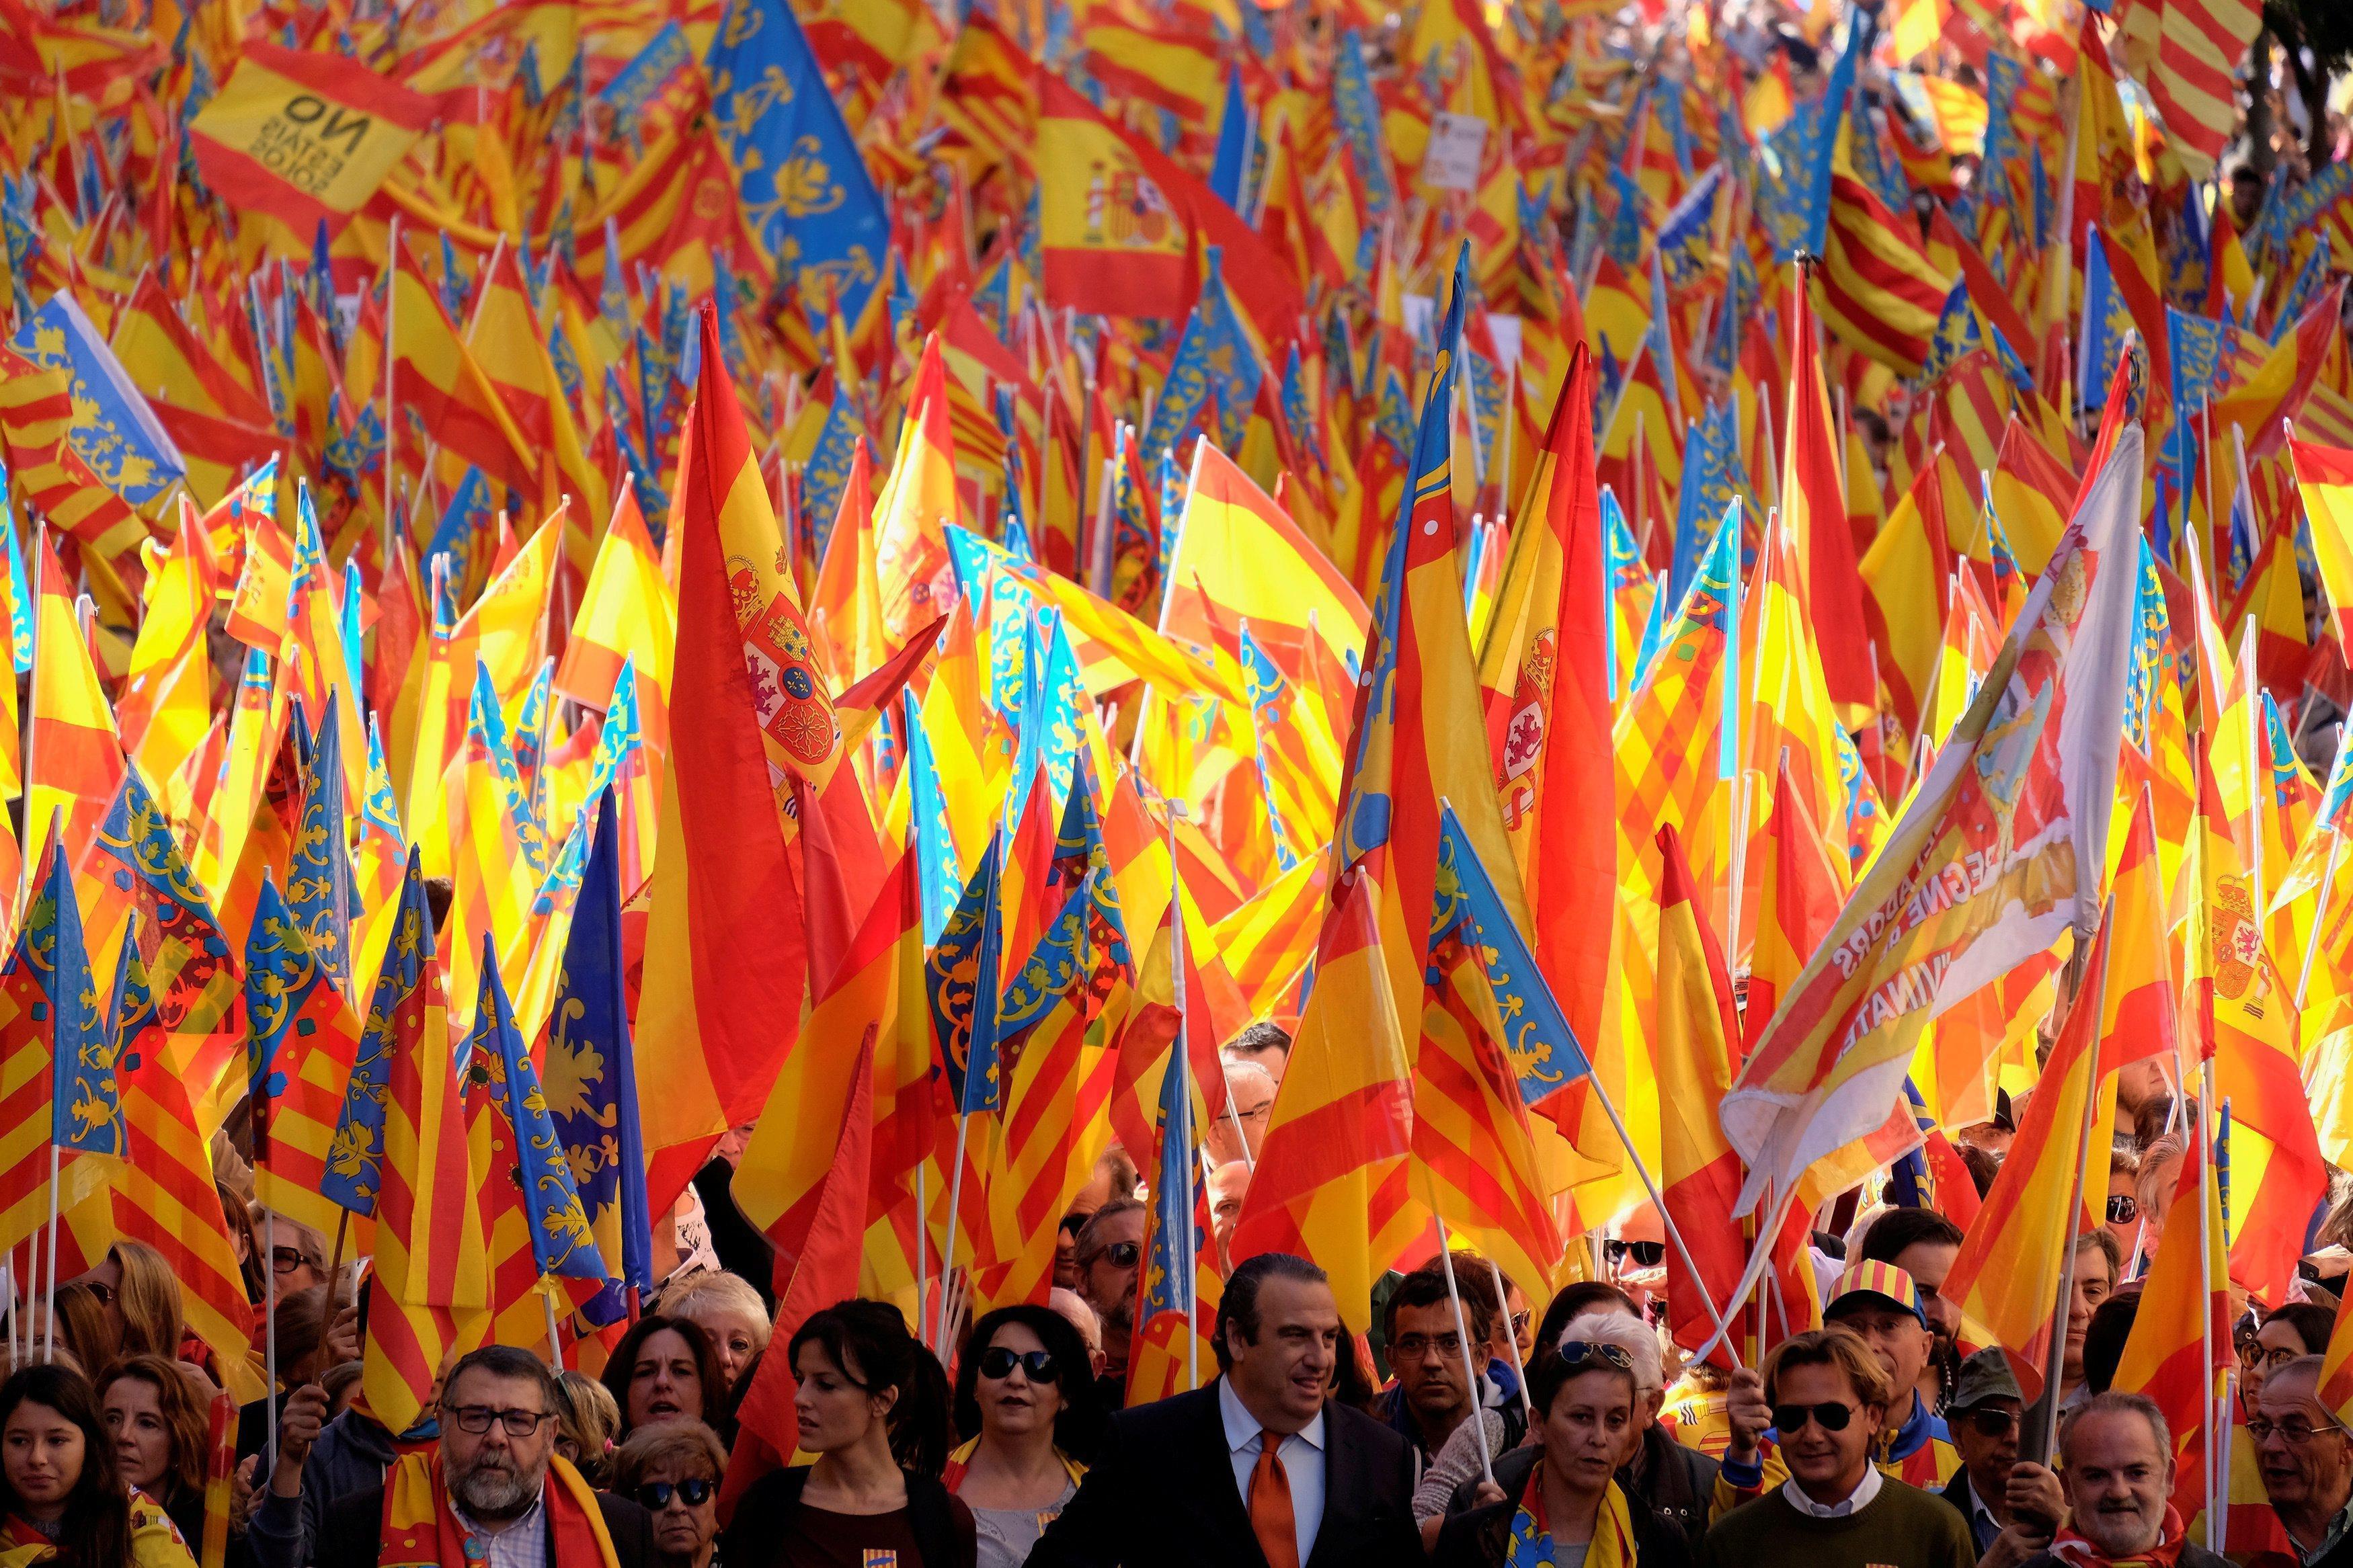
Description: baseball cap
xmin=1823 ymin=1260 xmax=1927 ymax=1327
xmin=1947 ymin=1347 xmax=2024 ymax=1412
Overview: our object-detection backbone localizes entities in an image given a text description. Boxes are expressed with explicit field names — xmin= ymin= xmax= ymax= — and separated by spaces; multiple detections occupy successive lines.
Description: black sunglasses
xmin=635 ymin=1479 xmax=713 ymax=1510
xmin=1604 ymin=1240 xmax=1665 ymax=1268
xmin=1966 ymin=1408 xmax=2020 ymax=1438
xmin=1772 ymin=1401 xmax=1859 ymax=1433
xmin=2106 ymin=1195 xmax=2138 ymax=1224
xmin=1098 ymin=1241 xmax=1141 ymax=1269
xmin=978 ymin=1347 xmax=1060 ymax=1383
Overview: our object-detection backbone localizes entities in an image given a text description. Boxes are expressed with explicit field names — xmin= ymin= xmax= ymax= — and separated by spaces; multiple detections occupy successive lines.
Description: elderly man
xmin=2254 ymin=1354 xmax=2353 ymax=1566
xmin=1940 ymin=1349 xmax=2063 ymax=1559
xmin=2009 ymin=1392 xmax=2229 ymax=1568
xmin=313 ymin=1346 xmax=655 ymax=1568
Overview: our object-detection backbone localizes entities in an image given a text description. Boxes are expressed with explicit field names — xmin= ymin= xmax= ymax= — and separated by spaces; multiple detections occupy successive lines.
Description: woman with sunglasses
xmin=1431 ymin=1333 xmax=1693 ymax=1568
xmin=947 ymin=1308 xmax=1098 ymax=1568
xmin=612 ymin=1421 xmax=727 ymax=1568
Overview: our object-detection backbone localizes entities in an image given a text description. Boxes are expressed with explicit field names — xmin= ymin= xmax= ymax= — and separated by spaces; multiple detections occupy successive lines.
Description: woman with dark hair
xmin=0 ymin=1363 xmax=196 ymax=1567
xmin=96 ymin=1358 xmax=209 ymax=1547
xmin=601 ymin=1315 xmax=728 ymax=1436
xmin=719 ymin=1300 xmax=974 ymax=1568
xmin=947 ymin=1307 xmax=1092 ymax=1568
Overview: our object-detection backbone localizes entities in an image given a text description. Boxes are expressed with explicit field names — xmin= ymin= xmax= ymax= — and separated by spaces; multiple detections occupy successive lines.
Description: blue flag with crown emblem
xmin=705 ymin=0 xmax=887 ymax=335
xmin=548 ymin=794 xmax=653 ymax=1325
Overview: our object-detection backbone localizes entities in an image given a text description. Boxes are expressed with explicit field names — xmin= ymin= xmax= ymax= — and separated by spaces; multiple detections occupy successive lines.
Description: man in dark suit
xmin=314 ymin=1346 xmax=656 ymax=1568
xmin=1029 ymin=1251 xmax=1421 ymax=1568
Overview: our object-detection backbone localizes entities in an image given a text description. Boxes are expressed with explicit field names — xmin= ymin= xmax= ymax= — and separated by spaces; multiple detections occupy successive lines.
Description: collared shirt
xmin=452 ymin=1486 xmax=549 ymax=1568
xmin=1219 ymin=1376 xmax=1328 ymax=1566
xmin=2288 ymin=1494 xmax=2353 ymax=1566
xmin=1781 ymin=1460 xmax=1884 ymax=1519
xmin=1950 ymin=1471 xmax=2003 ymax=1553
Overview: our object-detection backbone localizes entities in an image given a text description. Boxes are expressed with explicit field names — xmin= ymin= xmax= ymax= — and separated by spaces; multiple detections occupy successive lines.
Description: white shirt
xmin=452 ymin=1486 xmax=549 ymax=1568
xmin=1782 ymin=1461 xmax=1884 ymax=1519
xmin=1220 ymin=1376 xmax=1328 ymax=1565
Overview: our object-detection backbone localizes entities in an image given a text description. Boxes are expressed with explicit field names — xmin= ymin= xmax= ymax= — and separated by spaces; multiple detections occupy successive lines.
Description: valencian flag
xmin=244 ymin=871 xmax=364 ymax=1237
xmin=319 ymin=852 xmax=432 ymax=1220
xmin=545 ymin=793 xmax=653 ymax=1327
xmin=188 ymin=43 xmax=434 ymax=253
xmin=463 ymin=939 xmax=607 ymax=1352
xmin=705 ymin=0 xmax=889 ymax=346
xmin=0 ymin=839 xmax=117 ymax=1266
xmin=1128 ymin=1026 xmax=1221 ymax=1405
xmin=358 ymin=857 xmax=486 ymax=1437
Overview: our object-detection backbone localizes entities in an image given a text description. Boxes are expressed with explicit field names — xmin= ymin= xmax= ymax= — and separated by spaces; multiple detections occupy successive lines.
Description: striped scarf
xmin=377 ymin=1452 xmax=621 ymax=1568
xmin=2049 ymin=1504 xmax=2192 ymax=1568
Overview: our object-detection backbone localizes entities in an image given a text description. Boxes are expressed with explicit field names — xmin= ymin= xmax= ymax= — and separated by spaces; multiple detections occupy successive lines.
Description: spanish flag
xmin=1037 ymin=75 xmax=1188 ymax=320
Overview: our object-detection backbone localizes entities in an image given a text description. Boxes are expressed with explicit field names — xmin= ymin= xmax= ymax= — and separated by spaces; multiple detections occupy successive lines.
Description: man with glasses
xmin=1375 ymin=1257 xmax=1521 ymax=1462
xmin=2253 ymin=1355 xmax=2353 ymax=1565
xmin=1938 ymin=1348 xmax=2064 ymax=1560
xmin=1721 ymin=1262 xmax=1961 ymax=1504
xmin=1698 ymin=1328 xmax=1975 ymax=1568
xmin=312 ymin=1346 xmax=657 ymax=1568
xmin=1074 ymin=1200 xmax=1146 ymax=1410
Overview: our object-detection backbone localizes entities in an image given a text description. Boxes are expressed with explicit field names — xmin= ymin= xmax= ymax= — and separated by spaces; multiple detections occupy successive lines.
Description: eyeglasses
xmin=272 ymin=1246 xmax=321 ymax=1276
xmin=1559 ymin=1341 xmax=1636 ymax=1373
xmin=1771 ymin=1401 xmax=1860 ymax=1434
xmin=1965 ymin=1409 xmax=2020 ymax=1438
xmin=978 ymin=1347 xmax=1060 ymax=1383
xmin=2106 ymin=1195 xmax=2139 ymax=1224
xmin=1096 ymin=1241 xmax=1141 ymax=1270
xmin=446 ymin=1405 xmax=554 ymax=1437
xmin=634 ymin=1479 xmax=713 ymax=1510
xmin=2248 ymin=1417 xmax=2348 ymax=1447
xmin=1392 ymin=1332 xmax=1465 ymax=1362
xmin=2254 ymin=1344 xmax=2307 ymax=1372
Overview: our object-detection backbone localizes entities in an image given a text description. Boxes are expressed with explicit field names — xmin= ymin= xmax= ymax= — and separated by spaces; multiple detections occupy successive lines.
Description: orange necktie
xmin=1248 ymin=1434 xmax=1299 ymax=1568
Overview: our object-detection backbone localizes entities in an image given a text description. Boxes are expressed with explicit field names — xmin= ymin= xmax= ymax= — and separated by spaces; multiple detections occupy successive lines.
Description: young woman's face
xmin=101 ymin=1378 xmax=171 ymax=1492
xmin=626 ymin=1329 xmax=703 ymax=1429
xmin=3 ymin=1401 xmax=85 ymax=1512
xmin=792 ymin=1343 xmax=891 ymax=1454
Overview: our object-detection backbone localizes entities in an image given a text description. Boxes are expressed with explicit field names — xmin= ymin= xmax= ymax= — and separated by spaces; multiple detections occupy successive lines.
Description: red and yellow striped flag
xmin=359 ymin=876 xmax=487 ymax=1437
xmin=27 ymin=534 xmax=124 ymax=870
xmin=2111 ymin=1117 xmax=2227 ymax=1519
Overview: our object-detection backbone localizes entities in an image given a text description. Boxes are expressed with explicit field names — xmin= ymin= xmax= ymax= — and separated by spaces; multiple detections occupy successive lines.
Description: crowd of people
xmin=1 ymin=1026 xmax=2346 ymax=1568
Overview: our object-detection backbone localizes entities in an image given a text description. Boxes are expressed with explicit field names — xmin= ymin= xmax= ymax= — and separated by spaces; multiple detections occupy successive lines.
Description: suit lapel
xmin=1302 ymin=1401 xmax=1355 ymax=1568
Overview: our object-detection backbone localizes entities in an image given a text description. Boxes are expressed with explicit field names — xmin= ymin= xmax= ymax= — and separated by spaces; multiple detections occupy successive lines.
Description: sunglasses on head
xmin=978 ymin=1347 xmax=1060 ymax=1383
xmin=1558 ymin=1340 xmax=1635 ymax=1373
xmin=1771 ymin=1401 xmax=1860 ymax=1434
xmin=634 ymin=1479 xmax=713 ymax=1510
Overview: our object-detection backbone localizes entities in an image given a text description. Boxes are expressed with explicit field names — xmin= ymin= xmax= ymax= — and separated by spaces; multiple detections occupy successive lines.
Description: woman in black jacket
xmin=720 ymin=1301 xmax=975 ymax=1568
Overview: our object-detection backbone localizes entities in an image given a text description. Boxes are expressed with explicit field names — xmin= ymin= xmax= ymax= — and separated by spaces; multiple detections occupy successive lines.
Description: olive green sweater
xmin=1696 ymin=1477 xmax=1975 ymax=1568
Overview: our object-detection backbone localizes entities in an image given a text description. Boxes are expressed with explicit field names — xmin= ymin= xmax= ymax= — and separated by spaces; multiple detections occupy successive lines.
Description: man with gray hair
xmin=2252 ymin=1354 xmax=2353 ymax=1567
xmin=2005 ymin=1391 xmax=2228 ymax=1568
xmin=312 ymin=1345 xmax=657 ymax=1568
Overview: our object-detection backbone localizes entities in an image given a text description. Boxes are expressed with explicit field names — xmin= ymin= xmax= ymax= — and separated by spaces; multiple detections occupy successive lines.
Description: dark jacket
xmin=1434 ymin=1446 xmax=1696 ymax=1568
xmin=720 ymin=1465 xmax=976 ymax=1568
xmin=2018 ymin=1545 xmax=2233 ymax=1568
xmin=1027 ymin=1380 xmax=1421 ymax=1568
xmin=1626 ymin=1422 xmax=1720 ymax=1551
xmin=1938 ymin=1471 xmax=1999 ymax=1555
xmin=245 ymin=1407 xmax=399 ymax=1568
xmin=313 ymin=1479 xmax=655 ymax=1568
